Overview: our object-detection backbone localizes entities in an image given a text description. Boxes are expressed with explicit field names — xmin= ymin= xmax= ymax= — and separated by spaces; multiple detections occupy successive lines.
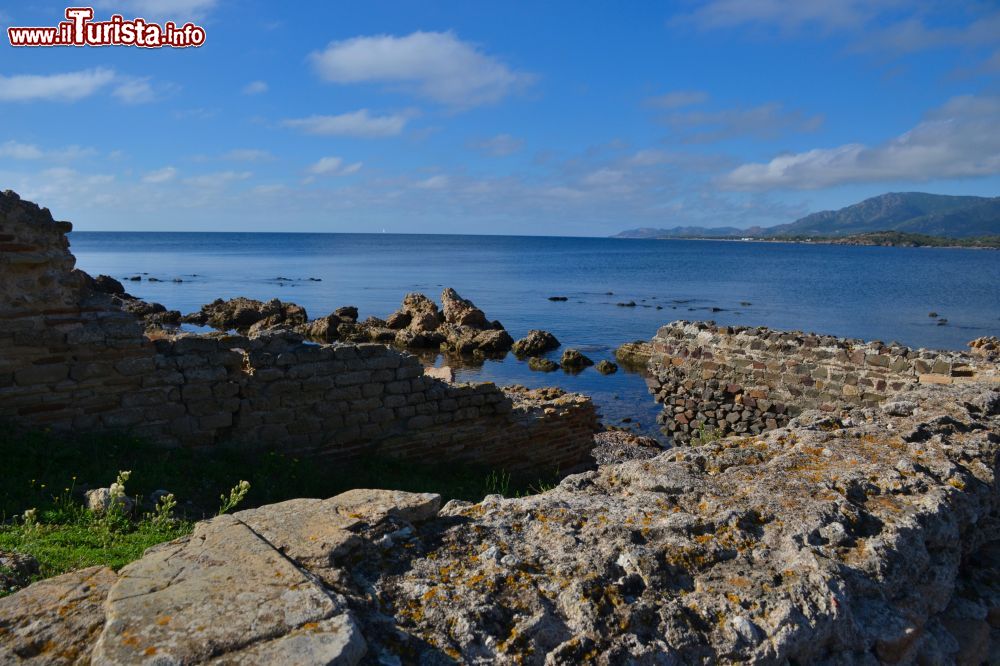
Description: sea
xmin=68 ymin=232 xmax=1000 ymax=439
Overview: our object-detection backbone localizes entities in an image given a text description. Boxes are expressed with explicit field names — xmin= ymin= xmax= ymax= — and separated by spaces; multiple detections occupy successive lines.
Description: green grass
xmin=0 ymin=424 xmax=561 ymax=595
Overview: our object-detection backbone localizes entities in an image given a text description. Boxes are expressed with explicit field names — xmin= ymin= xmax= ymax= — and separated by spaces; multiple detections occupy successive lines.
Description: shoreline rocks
xmin=512 ymin=329 xmax=560 ymax=357
xmin=561 ymin=348 xmax=594 ymax=370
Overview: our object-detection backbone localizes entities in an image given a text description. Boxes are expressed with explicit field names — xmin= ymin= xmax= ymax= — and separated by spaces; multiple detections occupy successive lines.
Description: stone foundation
xmin=0 ymin=190 xmax=597 ymax=473
xmin=648 ymin=320 xmax=999 ymax=443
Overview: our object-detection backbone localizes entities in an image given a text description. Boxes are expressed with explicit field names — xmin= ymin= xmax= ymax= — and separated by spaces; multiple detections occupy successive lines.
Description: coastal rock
xmin=969 ymin=336 xmax=1000 ymax=361
xmin=184 ymin=297 xmax=308 ymax=333
xmin=561 ymin=348 xmax=594 ymax=370
xmin=548 ymin=296 xmax=569 ymax=301
xmin=91 ymin=513 xmax=366 ymax=665
xmin=84 ymin=487 xmax=135 ymax=515
xmin=614 ymin=340 xmax=654 ymax=369
xmin=398 ymin=293 xmax=441 ymax=332
xmin=385 ymin=310 xmax=411 ymax=329
xmin=0 ymin=566 xmax=117 ymax=665
xmin=512 ymin=329 xmax=560 ymax=357
xmin=441 ymin=287 xmax=489 ymax=329
xmin=439 ymin=325 xmax=514 ymax=355
xmin=528 ymin=356 xmax=560 ymax=372
xmin=0 ymin=551 xmax=39 ymax=594
xmin=334 ymin=306 xmax=358 ymax=321
xmin=393 ymin=328 xmax=446 ymax=348
xmin=93 ymin=274 xmax=125 ymax=296
xmin=424 ymin=366 xmax=455 ymax=382
xmin=596 ymin=359 xmax=619 ymax=374
xmin=297 ymin=313 xmax=344 ymax=343
xmin=591 ymin=429 xmax=662 ymax=465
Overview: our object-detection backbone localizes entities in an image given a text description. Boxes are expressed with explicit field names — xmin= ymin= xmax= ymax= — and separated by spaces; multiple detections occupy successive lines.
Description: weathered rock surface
xmin=0 ymin=551 xmax=39 ymax=595
xmin=441 ymin=287 xmax=489 ymax=329
xmin=512 ymin=330 xmax=560 ymax=357
xmin=182 ymin=297 xmax=308 ymax=333
xmin=528 ymin=356 xmax=560 ymax=372
xmin=614 ymin=340 xmax=654 ymax=369
xmin=561 ymin=348 xmax=594 ymax=370
xmin=595 ymin=359 xmax=618 ymax=375
xmin=91 ymin=513 xmax=366 ymax=665
xmin=4 ymin=379 xmax=998 ymax=663
xmin=591 ymin=429 xmax=662 ymax=465
xmin=0 ymin=566 xmax=116 ymax=664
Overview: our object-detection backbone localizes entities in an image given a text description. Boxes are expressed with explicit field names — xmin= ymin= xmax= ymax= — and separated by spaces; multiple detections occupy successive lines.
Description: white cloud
xmin=661 ymin=102 xmax=824 ymax=143
xmin=220 ymin=149 xmax=272 ymax=162
xmin=414 ymin=175 xmax=449 ymax=189
xmin=0 ymin=140 xmax=96 ymax=161
xmin=143 ymin=167 xmax=178 ymax=184
xmin=723 ymin=95 xmax=1000 ymax=190
xmin=582 ymin=168 xmax=626 ymax=187
xmin=113 ymin=77 xmax=157 ymax=104
xmin=675 ymin=0 xmax=897 ymax=34
xmin=243 ymin=81 xmax=268 ymax=95
xmin=0 ymin=68 xmax=116 ymax=102
xmin=468 ymin=134 xmax=524 ymax=157
xmin=95 ymin=0 xmax=217 ymax=20
xmin=309 ymin=31 xmax=535 ymax=108
xmin=0 ymin=141 xmax=43 ymax=159
xmin=646 ymin=90 xmax=709 ymax=109
xmin=307 ymin=156 xmax=363 ymax=176
xmin=282 ymin=110 xmax=408 ymax=137
xmin=185 ymin=171 xmax=252 ymax=188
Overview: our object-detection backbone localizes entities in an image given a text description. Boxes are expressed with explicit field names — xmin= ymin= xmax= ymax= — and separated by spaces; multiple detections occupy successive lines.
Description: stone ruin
xmin=0 ymin=190 xmax=598 ymax=474
xmin=1 ymin=191 xmax=999 ymax=663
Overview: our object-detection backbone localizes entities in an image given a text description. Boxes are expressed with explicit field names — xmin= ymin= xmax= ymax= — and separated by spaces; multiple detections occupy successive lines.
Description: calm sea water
xmin=69 ymin=233 xmax=1000 ymax=438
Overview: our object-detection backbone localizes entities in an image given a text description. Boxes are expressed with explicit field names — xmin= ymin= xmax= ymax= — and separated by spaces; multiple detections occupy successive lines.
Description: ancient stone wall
xmin=648 ymin=320 xmax=999 ymax=443
xmin=0 ymin=191 xmax=597 ymax=473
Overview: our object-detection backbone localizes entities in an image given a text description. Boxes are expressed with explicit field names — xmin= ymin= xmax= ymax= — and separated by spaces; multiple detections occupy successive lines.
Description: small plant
xmin=485 ymin=470 xmax=511 ymax=497
xmin=109 ymin=470 xmax=131 ymax=507
xmin=217 ymin=480 xmax=251 ymax=515
xmin=22 ymin=507 xmax=38 ymax=529
xmin=152 ymin=493 xmax=177 ymax=527
xmin=690 ymin=424 xmax=721 ymax=447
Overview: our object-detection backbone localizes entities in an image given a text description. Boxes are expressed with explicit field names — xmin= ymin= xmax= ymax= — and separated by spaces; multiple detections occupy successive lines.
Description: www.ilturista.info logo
xmin=7 ymin=7 xmax=206 ymax=48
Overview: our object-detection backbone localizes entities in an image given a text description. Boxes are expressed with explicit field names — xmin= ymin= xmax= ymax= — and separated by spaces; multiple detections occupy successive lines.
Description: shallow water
xmin=69 ymin=232 xmax=1000 ymax=438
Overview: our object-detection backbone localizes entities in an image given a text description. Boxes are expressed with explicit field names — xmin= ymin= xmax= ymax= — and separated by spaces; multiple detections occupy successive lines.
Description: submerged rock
xmin=528 ymin=356 xmax=560 ymax=372
xmin=615 ymin=340 xmax=654 ymax=369
xmin=512 ymin=329 xmax=560 ymax=357
xmin=183 ymin=297 xmax=307 ymax=333
xmin=595 ymin=359 xmax=619 ymax=374
xmin=561 ymin=348 xmax=594 ymax=370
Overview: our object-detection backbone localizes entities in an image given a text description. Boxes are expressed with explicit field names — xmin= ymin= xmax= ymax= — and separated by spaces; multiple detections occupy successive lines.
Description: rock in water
xmin=512 ymin=329 xmax=560 ymax=357
xmin=596 ymin=359 xmax=619 ymax=374
xmin=441 ymin=288 xmax=489 ymax=329
xmin=615 ymin=340 xmax=654 ymax=369
xmin=561 ymin=348 xmax=594 ymax=369
xmin=528 ymin=356 xmax=559 ymax=372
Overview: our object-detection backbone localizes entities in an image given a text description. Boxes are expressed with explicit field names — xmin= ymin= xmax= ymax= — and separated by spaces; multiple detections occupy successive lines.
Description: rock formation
xmin=512 ymin=330 xmax=560 ymax=357
xmin=4 ymin=379 xmax=998 ymax=663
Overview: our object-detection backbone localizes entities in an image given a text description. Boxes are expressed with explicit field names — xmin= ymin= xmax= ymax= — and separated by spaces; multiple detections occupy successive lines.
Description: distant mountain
xmin=613 ymin=225 xmax=754 ymax=239
xmin=765 ymin=192 xmax=1000 ymax=238
xmin=613 ymin=192 xmax=1000 ymax=240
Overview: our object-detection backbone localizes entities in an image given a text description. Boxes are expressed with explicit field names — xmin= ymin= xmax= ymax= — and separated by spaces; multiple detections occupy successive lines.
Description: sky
xmin=1 ymin=0 xmax=999 ymax=235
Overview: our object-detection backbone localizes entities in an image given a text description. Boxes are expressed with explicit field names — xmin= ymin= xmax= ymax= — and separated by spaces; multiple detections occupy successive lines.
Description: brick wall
xmin=0 ymin=190 xmax=598 ymax=473
xmin=648 ymin=320 xmax=999 ymax=444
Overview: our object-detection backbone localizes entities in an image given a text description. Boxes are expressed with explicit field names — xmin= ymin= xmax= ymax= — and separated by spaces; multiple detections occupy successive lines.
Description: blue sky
xmin=1 ymin=0 xmax=999 ymax=235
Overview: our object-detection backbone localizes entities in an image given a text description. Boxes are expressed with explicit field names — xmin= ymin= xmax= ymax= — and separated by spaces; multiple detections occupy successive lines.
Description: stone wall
xmin=648 ymin=320 xmax=999 ymax=443
xmin=0 ymin=190 xmax=598 ymax=473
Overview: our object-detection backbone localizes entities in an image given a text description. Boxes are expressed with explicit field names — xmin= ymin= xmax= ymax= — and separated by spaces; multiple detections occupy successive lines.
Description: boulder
xmin=334 ymin=306 xmax=359 ymax=322
xmin=84 ymin=487 xmax=135 ymax=515
xmin=615 ymin=340 xmax=654 ymax=369
xmin=186 ymin=297 xmax=308 ymax=333
xmin=0 ymin=550 xmax=39 ymax=594
xmin=385 ymin=310 xmax=412 ymax=329
xmin=297 ymin=313 xmax=343 ymax=343
xmin=512 ymin=330 xmax=560 ymax=357
xmin=440 ymin=325 xmax=513 ymax=355
xmin=441 ymin=288 xmax=489 ymax=329
xmin=595 ymin=359 xmax=619 ymax=375
xmin=91 ymin=514 xmax=366 ymax=665
xmin=0 ymin=566 xmax=117 ymax=664
xmin=561 ymin=348 xmax=594 ymax=370
xmin=93 ymin=274 xmax=125 ymax=296
xmin=528 ymin=357 xmax=560 ymax=372
xmin=424 ymin=366 xmax=455 ymax=382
